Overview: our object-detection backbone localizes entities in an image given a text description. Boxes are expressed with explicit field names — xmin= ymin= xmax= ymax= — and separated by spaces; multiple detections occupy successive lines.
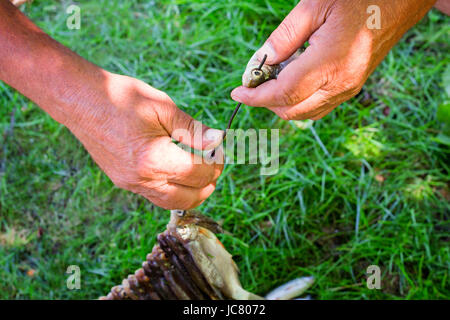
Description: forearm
xmin=0 ymin=0 xmax=109 ymax=128
xmin=0 ymin=1 xmax=225 ymax=209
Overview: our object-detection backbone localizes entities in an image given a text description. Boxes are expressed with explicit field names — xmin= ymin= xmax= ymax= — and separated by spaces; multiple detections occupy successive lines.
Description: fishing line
xmin=224 ymin=54 xmax=267 ymax=136
xmin=210 ymin=54 xmax=268 ymax=158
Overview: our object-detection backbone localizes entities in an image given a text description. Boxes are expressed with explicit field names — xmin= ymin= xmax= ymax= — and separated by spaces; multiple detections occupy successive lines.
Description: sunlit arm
xmin=0 ymin=0 xmax=224 ymax=210
xmin=231 ymin=0 xmax=440 ymax=121
xmin=0 ymin=0 xmax=107 ymax=127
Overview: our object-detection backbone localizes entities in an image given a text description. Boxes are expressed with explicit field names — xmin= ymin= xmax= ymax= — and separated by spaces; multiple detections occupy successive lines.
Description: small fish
xmin=265 ymin=276 xmax=315 ymax=300
xmin=242 ymin=49 xmax=304 ymax=88
xmin=213 ymin=48 xmax=305 ymax=154
xmin=101 ymin=210 xmax=314 ymax=300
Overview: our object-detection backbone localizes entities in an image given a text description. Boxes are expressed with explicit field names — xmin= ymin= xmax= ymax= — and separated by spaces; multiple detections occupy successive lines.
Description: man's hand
xmin=231 ymin=0 xmax=437 ymax=120
xmin=67 ymin=74 xmax=224 ymax=210
xmin=0 ymin=0 xmax=223 ymax=210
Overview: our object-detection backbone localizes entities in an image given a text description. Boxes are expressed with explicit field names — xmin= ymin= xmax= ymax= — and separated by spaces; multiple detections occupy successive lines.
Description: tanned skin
xmin=0 ymin=0 xmax=224 ymax=210
xmin=232 ymin=0 xmax=448 ymax=120
xmin=1 ymin=0 xmax=448 ymax=208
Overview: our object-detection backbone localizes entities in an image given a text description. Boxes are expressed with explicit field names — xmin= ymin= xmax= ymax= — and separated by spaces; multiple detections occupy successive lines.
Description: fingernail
xmin=231 ymin=88 xmax=242 ymax=101
xmin=204 ymin=128 xmax=224 ymax=147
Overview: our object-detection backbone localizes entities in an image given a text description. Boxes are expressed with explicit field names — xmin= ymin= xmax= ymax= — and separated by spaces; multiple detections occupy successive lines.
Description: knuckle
xmin=279 ymin=112 xmax=291 ymax=121
xmin=275 ymin=20 xmax=298 ymax=48
xmin=176 ymin=197 xmax=197 ymax=210
xmin=214 ymin=165 xmax=224 ymax=180
xmin=198 ymin=175 xmax=213 ymax=188
xmin=311 ymin=113 xmax=325 ymax=121
xmin=173 ymin=117 xmax=196 ymax=146
xmin=154 ymin=198 xmax=172 ymax=210
xmin=323 ymin=60 xmax=362 ymax=93
xmin=154 ymin=183 xmax=195 ymax=210
xmin=136 ymin=151 xmax=165 ymax=179
xmin=185 ymin=200 xmax=199 ymax=210
xmin=326 ymin=69 xmax=363 ymax=99
xmin=320 ymin=60 xmax=339 ymax=88
xmin=278 ymin=86 xmax=301 ymax=107
xmin=185 ymin=117 xmax=196 ymax=136
xmin=342 ymin=76 xmax=363 ymax=96
xmin=275 ymin=109 xmax=291 ymax=121
xmin=195 ymin=167 xmax=216 ymax=188
xmin=156 ymin=190 xmax=178 ymax=210
xmin=111 ymin=176 xmax=130 ymax=190
xmin=136 ymin=158 xmax=153 ymax=178
xmin=290 ymin=112 xmax=308 ymax=121
xmin=340 ymin=62 xmax=368 ymax=94
xmin=350 ymin=84 xmax=363 ymax=97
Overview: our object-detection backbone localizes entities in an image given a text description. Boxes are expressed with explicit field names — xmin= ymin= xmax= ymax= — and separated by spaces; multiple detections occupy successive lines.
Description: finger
xmin=143 ymin=182 xmax=216 ymax=210
xmin=139 ymin=136 xmax=223 ymax=188
xmin=231 ymin=44 xmax=326 ymax=108
xmin=268 ymin=90 xmax=336 ymax=120
xmin=255 ymin=1 xmax=326 ymax=65
xmin=161 ymin=100 xmax=224 ymax=151
xmin=309 ymin=106 xmax=337 ymax=120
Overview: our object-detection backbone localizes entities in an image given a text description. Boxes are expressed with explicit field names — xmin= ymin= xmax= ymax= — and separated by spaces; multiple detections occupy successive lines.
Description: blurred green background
xmin=0 ymin=0 xmax=449 ymax=299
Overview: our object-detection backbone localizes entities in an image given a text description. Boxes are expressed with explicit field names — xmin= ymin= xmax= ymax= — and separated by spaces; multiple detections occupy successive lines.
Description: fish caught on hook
xmin=210 ymin=49 xmax=303 ymax=158
xmin=100 ymin=210 xmax=314 ymax=300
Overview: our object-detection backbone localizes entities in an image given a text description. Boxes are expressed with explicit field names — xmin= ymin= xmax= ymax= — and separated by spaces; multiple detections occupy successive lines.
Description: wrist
xmin=47 ymin=56 xmax=113 ymax=129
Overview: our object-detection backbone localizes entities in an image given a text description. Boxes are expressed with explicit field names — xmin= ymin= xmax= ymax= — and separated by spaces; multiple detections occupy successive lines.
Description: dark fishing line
xmin=224 ymin=54 xmax=268 ymax=136
xmin=210 ymin=54 xmax=268 ymax=158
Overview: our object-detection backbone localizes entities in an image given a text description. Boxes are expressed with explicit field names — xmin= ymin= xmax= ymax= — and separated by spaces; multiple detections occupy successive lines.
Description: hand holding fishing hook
xmin=210 ymin=54 xmax=268 ymax=158
xmin=224 ymin=54 xmax=268 ymax=136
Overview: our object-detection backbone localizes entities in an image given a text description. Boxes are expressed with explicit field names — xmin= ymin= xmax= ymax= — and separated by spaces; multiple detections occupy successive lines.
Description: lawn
xmin=0 ymin=0 xmax=449 ymax=299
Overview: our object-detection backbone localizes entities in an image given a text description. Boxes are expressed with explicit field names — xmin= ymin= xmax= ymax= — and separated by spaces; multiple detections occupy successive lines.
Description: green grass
xmin=0 ymin=0 xmax=449 ymax=299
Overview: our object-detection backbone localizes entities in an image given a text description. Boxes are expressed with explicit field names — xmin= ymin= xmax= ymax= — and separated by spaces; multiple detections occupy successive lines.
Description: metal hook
xmin=210 ymin=54 xmax=268 ymax=158
xmin=257 ymin=53 xmax=268 ymax=70
xmin=224 ymin=54 xmax=268 ymax=135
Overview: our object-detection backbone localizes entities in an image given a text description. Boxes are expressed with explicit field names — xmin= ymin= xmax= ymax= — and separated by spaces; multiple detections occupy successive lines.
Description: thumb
xmin=256 ymin=1 xmax=325 ymax=65
xmin=168 ymin=106 xmax=224 ymax=151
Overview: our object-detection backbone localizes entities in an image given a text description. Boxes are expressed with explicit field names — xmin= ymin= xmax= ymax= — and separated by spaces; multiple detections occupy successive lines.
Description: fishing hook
xmin=210 ymin=54 xmax=268 ymax=158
